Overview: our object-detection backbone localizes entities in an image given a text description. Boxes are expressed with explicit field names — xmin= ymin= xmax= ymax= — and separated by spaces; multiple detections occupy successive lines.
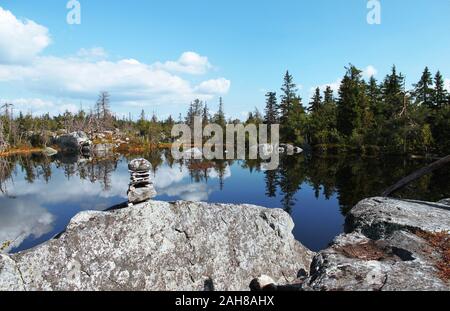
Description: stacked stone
xmin=128 ymin=158 xmax=157 ymax=204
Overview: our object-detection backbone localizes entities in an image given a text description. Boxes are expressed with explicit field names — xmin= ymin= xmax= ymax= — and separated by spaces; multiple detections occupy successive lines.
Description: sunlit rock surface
xmin=300 ymin=197 xmax=450 ymax=291
xmin=0 ymin=201 xmax=313 ymax=291
xmin=54 ymin=131 xmax=92 ymax=153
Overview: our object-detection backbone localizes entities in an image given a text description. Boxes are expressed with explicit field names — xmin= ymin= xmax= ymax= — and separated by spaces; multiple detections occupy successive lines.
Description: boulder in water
xmin=55 ymin=131 xmax=92 ymax=153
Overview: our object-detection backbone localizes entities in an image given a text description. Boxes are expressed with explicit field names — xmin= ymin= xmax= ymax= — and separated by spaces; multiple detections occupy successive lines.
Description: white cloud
xmin=154 ymin=51 xmax=212 ymax=75
xmin=363 ymin=65 xmax=378 ymax=79
xmin=195 ymin=78 xmax=231 ymax=94
xmin=0 ymin=55 xmax=231 ymax=112
xmin=445 ymin=78 xmax=450 ymax=92
xmin=77 ymin=47 xmax=108 ymax=59
xmin=0 ymin=9 xmax=230 ymax=115
xmin=309 ymin=79 xmax=342 ymax=97
xmin=0 ymin=7 xmax=51 ymax=64
xmin=9 ymin=98 xmax=79 ymax=116
xmin=0 ymin=201 xmax=55 ymax=253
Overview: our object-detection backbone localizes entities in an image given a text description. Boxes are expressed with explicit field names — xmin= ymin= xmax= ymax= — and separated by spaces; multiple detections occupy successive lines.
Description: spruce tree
xmin=413 ymin=67 xmax=434 ymax=108
xmin=433 ymin=71 xmax=448 ymax=109
xmin=336 ymin=65 xmax=366 ymax=138
xmin=202 ymin=103 xmax=210 ymax=126
xmin=308 ymin=87 xmax=323 ymax=113
xmin=367 ymin=76 xmax=381 ymax=114
xmin=279 ymin=71 xmax=298 ymax=123
xmin=264 ymin=92 xmax=278 ymax=126
xmin=381 ymin=65 xmax=405 ymax=117
xmin=213 ymin=97 xmax=226 ymax=129
xmin=323 ymin=86 xmax=334 ymax=105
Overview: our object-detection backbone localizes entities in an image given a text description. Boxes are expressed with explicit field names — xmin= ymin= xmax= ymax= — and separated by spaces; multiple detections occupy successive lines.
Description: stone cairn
xmin=128 ymin=158 xmax=157 ymax=205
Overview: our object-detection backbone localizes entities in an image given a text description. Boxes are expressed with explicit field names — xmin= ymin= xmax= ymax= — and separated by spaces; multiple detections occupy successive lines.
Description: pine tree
xmin=264 ymin=92 xmax=278 ymax=126
xmin=413 ymin=67 xmax=434 ymax=108
xmin=433 ymin=71 xmax=448 ymax=109
xmin=308 ymin=87 xmax=323 ymax=113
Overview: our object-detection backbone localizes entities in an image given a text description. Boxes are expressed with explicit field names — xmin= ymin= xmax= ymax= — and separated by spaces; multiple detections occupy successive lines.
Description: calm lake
xmin=1 ymin=151 xmax=449 ymax=253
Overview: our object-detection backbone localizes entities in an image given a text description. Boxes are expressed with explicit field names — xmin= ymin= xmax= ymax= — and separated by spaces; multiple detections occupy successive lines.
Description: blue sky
xmin=0 ymin=0 xmax=449 ymax=119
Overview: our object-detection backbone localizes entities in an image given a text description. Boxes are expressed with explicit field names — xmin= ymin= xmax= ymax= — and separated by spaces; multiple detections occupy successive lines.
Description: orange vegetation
xmin=0 ymin=146 xmax=44 ymax=157
xmin=416 ymin=231 xmax=450 ymax=281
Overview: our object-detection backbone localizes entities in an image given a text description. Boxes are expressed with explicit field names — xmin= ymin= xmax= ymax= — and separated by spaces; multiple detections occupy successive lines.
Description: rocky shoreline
xmin=0 ymin=197 xmax=449 ymax=291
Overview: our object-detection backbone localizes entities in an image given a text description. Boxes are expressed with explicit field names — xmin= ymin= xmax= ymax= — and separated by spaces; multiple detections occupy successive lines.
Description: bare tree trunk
xmin=382 ymin=155 xmax=450 ymax=197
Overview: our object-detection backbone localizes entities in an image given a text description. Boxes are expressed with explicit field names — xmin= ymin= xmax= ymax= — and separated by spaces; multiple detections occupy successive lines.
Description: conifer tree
xmin=264 ymin=92 xmax=278 ymax=127
xmin=202 ymin=103 xmax=210 ymax=126
xmin=413 ymin=67 xmax=434 ymax=108
xmin=279 ymin=71 xmax=298 ymax=123
xmin=381 ymin=66 xmax=405 ymax=116
xmin=308 ymin=87 xmax=323 ymax=113
xmin=433 ymin=71 xmax=448 ymax=109
xmin=336 ymin=65 xmax=366 ymax=137
xmin=323 ymin=86 xmax=334 ymax=106
xmin=213 ymin=97 xmax=226 ymax=129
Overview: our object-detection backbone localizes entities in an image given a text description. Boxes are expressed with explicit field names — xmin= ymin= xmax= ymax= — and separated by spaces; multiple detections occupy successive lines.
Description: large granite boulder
xmin=346 ymin=197 xmax=450 ymax=239
xmin=0 ymin=201 xmax=313 ymax=291
xmin=55 ymin=131 xmax=92 ymax=153
xmin=300 ymin=197 xmax=450 ymax=291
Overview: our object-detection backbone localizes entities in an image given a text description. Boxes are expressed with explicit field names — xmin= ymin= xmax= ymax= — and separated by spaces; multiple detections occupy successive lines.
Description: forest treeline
xmin=260 ymin=65 xmax=449 ymax=156
xmin=0 ymin=64 xmax=449 ymax=156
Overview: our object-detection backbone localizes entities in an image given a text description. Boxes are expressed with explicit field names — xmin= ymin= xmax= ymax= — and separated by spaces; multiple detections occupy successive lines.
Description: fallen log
xmin=382 ymin=155 xmax=450 ymax=197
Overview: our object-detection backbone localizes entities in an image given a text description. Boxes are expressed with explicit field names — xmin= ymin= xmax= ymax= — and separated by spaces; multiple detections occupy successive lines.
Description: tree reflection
xmin=1 ymin=152 xmax=449 ymax=217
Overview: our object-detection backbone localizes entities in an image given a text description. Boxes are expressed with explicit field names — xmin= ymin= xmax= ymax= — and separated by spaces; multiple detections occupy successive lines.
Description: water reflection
xmin=0 ymin=151 xmax=449 ymax=253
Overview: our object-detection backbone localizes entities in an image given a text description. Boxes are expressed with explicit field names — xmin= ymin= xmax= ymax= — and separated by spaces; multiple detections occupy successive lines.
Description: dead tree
xmin=96 ymin=91 xmax=113 ymax=131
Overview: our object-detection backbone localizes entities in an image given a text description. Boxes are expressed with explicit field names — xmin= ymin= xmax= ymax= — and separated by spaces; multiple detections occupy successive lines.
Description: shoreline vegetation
xmin=0 ymin=65 xmax=449 ymax=160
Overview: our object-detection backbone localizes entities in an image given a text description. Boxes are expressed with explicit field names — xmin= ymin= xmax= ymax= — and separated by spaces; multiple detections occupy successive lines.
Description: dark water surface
xmin=1 ymin=151 xmax=449 ymax=253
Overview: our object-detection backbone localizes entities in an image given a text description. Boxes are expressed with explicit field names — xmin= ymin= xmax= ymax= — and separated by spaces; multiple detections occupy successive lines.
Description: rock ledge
xmin=0 ymin=201 xmax=313 ymax=291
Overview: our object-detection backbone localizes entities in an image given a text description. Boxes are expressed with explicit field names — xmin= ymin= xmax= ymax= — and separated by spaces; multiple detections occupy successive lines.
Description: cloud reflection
xmin=0 ymin=200 xmax=55 ymax=253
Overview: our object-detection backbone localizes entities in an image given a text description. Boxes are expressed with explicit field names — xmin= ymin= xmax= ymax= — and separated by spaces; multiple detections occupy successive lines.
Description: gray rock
xmin=42 ymin=147 xmax=58 ymax=157
xmin=128 ymin=184 xmax=157 ymax=204
xmin=128 ymin=158 xmax=152 ymax=172
xmin=346 ymin=197 xmax=450 ymax=239
xmin=302 ymin=231 xmax=449 ymax=291
xmin=0 ymin=201 xmax=313 ymax=291
xmin=438 ymin=198 xmax=450 ymax=206
xmin=55 ymin=131 xmax=92 ymax=153
xmin=299 ymin=197 xmax=450 ymax=291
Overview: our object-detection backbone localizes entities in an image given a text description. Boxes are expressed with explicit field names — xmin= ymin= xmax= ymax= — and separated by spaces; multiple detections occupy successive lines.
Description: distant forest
xmin=1 ymin=64 xmax=449 ymax=156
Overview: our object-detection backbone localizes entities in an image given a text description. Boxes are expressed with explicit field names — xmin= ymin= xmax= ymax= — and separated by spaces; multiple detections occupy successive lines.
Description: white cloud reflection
xmin=0 ymin=200 xmax=55 ymax=253
xmin=0 ymin=158 xmax=232 ymax=252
